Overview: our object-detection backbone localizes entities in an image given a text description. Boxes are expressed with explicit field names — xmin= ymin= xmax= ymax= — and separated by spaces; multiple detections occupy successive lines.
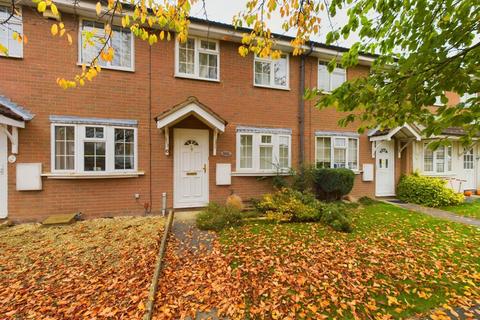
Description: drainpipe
xmin=298 ymin=42 xmax=314 ymax=167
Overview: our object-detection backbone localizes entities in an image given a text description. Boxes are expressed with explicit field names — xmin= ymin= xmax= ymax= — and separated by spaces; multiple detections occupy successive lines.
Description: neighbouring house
xmin=0 ymin=1 xmax=476 ymax=221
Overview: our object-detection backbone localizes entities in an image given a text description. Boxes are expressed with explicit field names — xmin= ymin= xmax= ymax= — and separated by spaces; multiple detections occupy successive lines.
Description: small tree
xmin=315 ymin=168 xmax=355 ymax=201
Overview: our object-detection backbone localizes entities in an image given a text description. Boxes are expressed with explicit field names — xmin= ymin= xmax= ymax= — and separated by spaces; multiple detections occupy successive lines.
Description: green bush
xmin=196 ymin=202 xmax=243 ymax=231
xmin=319 ymin=202 xmax=353 ymax=233
xmin=358 ymin=196 xmax=378 ymax=206
xmin=397 ymin=173 xmax=464 ymax=208
xmin=315 ymin=168 xmax=355 ymax=201
xmin=256 ymin=188 xmax=321 ymax=222
xmin=291 ymin=164 xmax=317 ymax=193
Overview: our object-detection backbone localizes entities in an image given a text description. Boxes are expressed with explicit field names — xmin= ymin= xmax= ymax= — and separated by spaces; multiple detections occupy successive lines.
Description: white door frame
xmin=462 ymin=147 xmax=476 ymax=191
xmin=0 ymin=130 xmax=8 ymax=218
xmin=375 ymin=140 xmax=396 ymax=197
xmin=173 ymin=128 xmax=209 ymax=208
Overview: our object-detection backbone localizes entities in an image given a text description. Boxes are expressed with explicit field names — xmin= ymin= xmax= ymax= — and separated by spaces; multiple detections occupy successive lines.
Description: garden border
xmin=143 ymin=209 xmax=175 ymax=320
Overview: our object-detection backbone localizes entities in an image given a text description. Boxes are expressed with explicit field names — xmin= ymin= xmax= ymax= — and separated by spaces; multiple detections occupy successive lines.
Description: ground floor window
xmin=236 ymin=127 xmax=291 ymax=173
xmin=423 ymin=143 xmax=452 ymax=174
xmin=316 ymin=135 xmax=359 ymax=170
xmin=51 ymin=121 xmax=137 ymax=174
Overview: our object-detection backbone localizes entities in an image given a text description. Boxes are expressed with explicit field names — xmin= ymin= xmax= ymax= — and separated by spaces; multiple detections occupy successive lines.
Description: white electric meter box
xmin=362 ymin=163 xmax=374 ymax=181
xmin=16 ymin=163 xmax=43 ymax=191
xmin=216 ymin=163 xmax=231 ymax=185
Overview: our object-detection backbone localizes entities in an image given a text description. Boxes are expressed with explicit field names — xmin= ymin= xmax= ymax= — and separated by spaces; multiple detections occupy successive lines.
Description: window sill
xmin=1 ymin=54 xmax=23 ymax=59
xmin=174 ymin=73 xmax=220 ymax=83
xmin=77 ymin=62 xmax=135 ymax=73
xmin=42 ymin=171 xmax=145 ymax=179
xmin=231 ymin=171 xmax=291 ymax=177
xmin=421 ymin=172 xmax=456 ymax=177
xmin=253 ymin=84 xmax=291 ymax=91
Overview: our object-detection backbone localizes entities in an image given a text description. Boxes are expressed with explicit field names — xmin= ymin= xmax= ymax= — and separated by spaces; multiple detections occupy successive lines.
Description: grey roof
xmin=0 ymin=95 xmax=34 ymax=121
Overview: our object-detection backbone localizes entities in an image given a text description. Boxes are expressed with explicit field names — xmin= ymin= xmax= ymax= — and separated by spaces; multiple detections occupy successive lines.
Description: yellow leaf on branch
xmin=51 ymin=24 xmax=58 ymax=36
xmin=95 ymin=2 xmax=102 ymax=15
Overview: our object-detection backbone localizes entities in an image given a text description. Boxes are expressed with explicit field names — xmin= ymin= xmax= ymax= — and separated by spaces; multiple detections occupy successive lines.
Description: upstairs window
xmin=0 ymin=5 xmax=23 ymax=58
xmin=318 ymin=61 xmax=346 ymax=92
xmin=460 ymin=93 xmax=477 ymax=107
xmin=316 ymin=135 xmax=358 ymax=170
xmin=254 ymin=54 xmax=289 ymax=89
xmin=236 ymin=130 xmax=291 ymax=173
xmin=79 ymin=20 xmax=133 ymax=70
xmin=176 ymin=37 xmax=219 ymax=81
xmin=423 ymin=143 xmax=452 ymax=174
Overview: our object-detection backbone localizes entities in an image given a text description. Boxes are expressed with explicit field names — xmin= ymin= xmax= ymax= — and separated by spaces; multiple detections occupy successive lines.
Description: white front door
xmin=0 ymin=130 xmax=8 ymax=218
xmin=173 ymin=129 xmax=209 ymax=208
xmin=375 ymin=140 xmax=395 ymax=197
xmin=462 ymin=148 xmax=476 ymax=190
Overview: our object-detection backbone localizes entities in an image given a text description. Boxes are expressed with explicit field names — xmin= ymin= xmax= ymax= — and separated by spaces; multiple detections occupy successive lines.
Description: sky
xmin=189 ymin=0 xmax=359 ymax=48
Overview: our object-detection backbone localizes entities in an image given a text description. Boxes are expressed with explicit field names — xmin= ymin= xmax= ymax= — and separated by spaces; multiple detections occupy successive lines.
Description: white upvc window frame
xmin=315 ymin=135 xmax=359 ymax=170
xmin=174 ymin=36 xmax=220 ymax=82
xmin=253 ymin=54 xmax=290 ymax=90
xmin=236 ymin=132 xmax=291 ymax=174
xmin=422 ymin=143 xmax=452 ymax=174
xmin=78 ymin=18 xmax=135 ymax=72
xmin=51 ymin=123 xmax=138 ymax=175
xmin=460 ymin=92 xmax=478 ymax=107
xmin=317 ymin=61 xmax=347 ymax=93
xmin=0 ymin=4 xmax=23 ymax=58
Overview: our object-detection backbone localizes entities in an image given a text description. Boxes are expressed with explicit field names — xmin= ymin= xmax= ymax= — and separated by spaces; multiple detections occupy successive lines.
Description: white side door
xmin=0 ymin=129 xmax=8 ymax=218
xmin=462 ymin=148 xmax=476 ymax=191
xmin=375 ymin=140 xmax=395 ymax=197
xmin=173 ymin=128 xmax=209 ymax=208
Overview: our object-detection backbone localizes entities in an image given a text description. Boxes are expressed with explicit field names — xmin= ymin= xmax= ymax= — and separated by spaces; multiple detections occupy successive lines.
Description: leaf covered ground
xmin=0 ymin=216 xmax=164 ymax=319
xmin=153 ymin=203 xmax=480 ymax=319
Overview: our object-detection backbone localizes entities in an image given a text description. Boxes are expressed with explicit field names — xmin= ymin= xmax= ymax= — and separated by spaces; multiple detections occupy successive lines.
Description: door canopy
xmin=155 ymin=96 xmax=227 ymax=156
xmin=0 ymin=94 xmax=34 ymax=154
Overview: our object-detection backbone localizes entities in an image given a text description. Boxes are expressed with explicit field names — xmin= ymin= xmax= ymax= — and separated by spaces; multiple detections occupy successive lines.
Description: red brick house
xmin=0 ymin=1 xmax=474 ymax=221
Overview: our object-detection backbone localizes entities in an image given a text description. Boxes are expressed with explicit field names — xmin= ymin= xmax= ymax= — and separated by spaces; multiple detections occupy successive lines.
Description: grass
xmin=441 ymin=198 xmax=480 ymax=219
xmin=216 ymin=202 xmax=480 ymax=319
xmin=0 ymin=216 xmax=165 ymax=319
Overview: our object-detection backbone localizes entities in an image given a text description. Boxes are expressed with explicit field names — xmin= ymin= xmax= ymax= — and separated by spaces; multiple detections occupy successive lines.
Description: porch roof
xmin=155 ymin=96 xmax=227 ymax=132
xmin=369 ymin=124 xmax=422 ymax=142
xmin=0 ymin=95 xmax=34 ymax=127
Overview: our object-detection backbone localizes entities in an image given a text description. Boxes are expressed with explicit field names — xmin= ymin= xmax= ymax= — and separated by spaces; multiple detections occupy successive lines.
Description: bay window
xmin=79 ymin=20 xmax=133 ymax=70
xmin=236 ymin=128 xmax=291 ymax=173
xmin=176 ymin=37 xmax=219 ymax=81
xmin=254 ymin=54 xmax=289 ymax=89
xmin=316 ymin=135 xmax=358 ymax=170
xmin=0 ymin=5 xmax=23 ymax=58
xmin=423 ymin=143 xmax=452 ymax=174
xmin=51 ymin=119 xmax=137 ymax=174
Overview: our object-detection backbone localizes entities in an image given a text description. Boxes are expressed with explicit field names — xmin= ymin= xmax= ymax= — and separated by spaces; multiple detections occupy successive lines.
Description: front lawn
xmin=442 ymin=198 xmax=480 ymax=219
xmin=154 ymin=202 xmax=480 ymax=319
xmin=0 ymin=216 xmax=164 ymax=319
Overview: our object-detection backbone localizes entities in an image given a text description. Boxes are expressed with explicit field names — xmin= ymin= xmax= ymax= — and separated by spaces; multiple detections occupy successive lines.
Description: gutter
xmin=298 ymin=42 xmax=314 ymax=166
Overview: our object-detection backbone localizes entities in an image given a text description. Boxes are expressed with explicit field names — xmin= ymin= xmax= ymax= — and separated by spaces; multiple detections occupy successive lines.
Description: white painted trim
xmin=156 ymin=102 xmax=226 ymax=132
xmin=0 ymin=5 xmax=23 ymax=59
xmin=0 ymin=115 xmax=24 ymax=128
xmin=42 ymin=171 xmax=144 ymax=179
xmin=317 ymin=60 xmax=347 ymax=92
xmin=77 ymin=18 xmax=135 ymax=72
xmin=174 ymin=36 xmax=220 ymax=81
xmin=315 ymin=135 xmax=360 ymax=170
xmin=253 ymin=54 xmax=290 ymax=90
xmin=0 ymin=129 xmax=7 ymax=218
xmin=375 ymin=140 xmax=395 ymax=197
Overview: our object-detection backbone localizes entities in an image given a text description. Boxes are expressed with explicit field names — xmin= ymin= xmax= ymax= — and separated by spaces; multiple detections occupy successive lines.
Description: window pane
xmin=464 ymin=148 xmax=474 ymax=169
xmin=424 ymin=145 xmax=433 ymax=172
xmin=446 ymin=146 xmax=452 ymax=172
xmin=111 ymin=27 xmax=132 ymax=68
xmin=261 ymin=135 xmax=272 ymax=143
xmin=316 ymin=137 xmax=331 ymax=168
xmin=435 ymin=146 xmax=445 ymax=173
xmin=178 ymin=38 xmax=195 ymax=74
xmin=273 ymin=56 xmax=287 ymax=87
xmin=200 ymin=40 xmax=216 ymax=50
xmin=84 ymin=142 xmax=106 ymax=171
xmin=85 ymin=126 xmax=103 ymax=138
xmin=254 ymin=61 xmax=270 ymax=85
xmin=115 ymin=128 xmax=135 ymax=170
xmin=240 ymin=135 xmax=253 ymax=169
xmin=260 ymin=145 xmax=273 ymax=169
xmin=348 ymin=138 xmax=358 ymax=170
xmin=199 ymin=52 xmax=218 ymax=79
xmin=333 ymin=148 xmax=346 ymax=168
xmin=54 ymin=126 xmax=75 ymax=170
xmin=317 ymin=63 xmax=330 ymax=91
xmin=279 ymin=136 xmax=289 ymax=169
xmin=81 ymin=20 xmax=107 ymax=66
xmin=331 ymin=68 xmax=346 ymax=90
xmin=0 ymin=5 xmax=22 ymax=57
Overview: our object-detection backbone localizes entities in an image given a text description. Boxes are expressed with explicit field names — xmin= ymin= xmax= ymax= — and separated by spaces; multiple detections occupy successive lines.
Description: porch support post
xmin=213 ymin=128 xmax=218 ymax=156
xmin=1 ymin=125 xmax=18 ymax=154
xmin=398 ymin=139 xmax=414 ymax=158
xmin=164 ymin=126 xmax=169 ymax=156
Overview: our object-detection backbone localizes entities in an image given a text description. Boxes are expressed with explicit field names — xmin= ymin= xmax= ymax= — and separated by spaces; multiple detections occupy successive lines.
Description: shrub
xmin=315 ymin=168 xmax=355 ymax=201
xmin=397 ymin=173 xmax=464 ymax=208
xmin=196 ymin=202 xmax=243 ymax=231
xmin=291 ymin=164 xmax=317 ymax=193
xmin=358 ymin=196 xmax=378 ymax=206
xmin=226 ymin=193 xmax=244 ymax=211
xmin=319 ymin=202 xmax=353 ymax=233
xmin=256 ymin=188 xmax=321 ymax=222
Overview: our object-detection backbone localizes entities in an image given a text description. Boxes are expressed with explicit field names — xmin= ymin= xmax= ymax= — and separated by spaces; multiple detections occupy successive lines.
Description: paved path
xmin=384 ymin=200 xmax=480 ymax=228
xmin=170 ymin=211 xmax=225 ymax=320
